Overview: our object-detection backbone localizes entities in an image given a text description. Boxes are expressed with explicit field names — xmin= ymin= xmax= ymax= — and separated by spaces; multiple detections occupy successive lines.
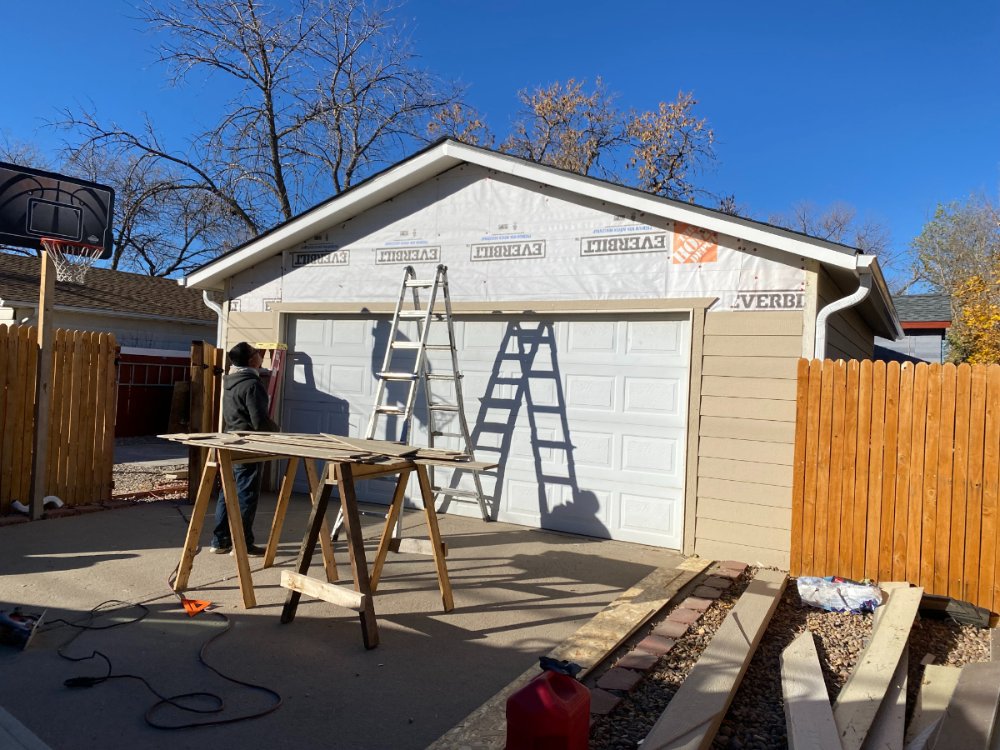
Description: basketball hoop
xmin=40 ymin=238 xmax=105 ymax=284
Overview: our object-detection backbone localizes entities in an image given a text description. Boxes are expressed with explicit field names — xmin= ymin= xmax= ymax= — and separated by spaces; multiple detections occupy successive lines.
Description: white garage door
xmin=283 ymin=314 xmax=689 ymax=549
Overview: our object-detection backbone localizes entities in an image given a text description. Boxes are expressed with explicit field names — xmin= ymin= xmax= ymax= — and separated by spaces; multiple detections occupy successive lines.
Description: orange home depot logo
xmin=672 ymin=222 xmax=718 ymax=264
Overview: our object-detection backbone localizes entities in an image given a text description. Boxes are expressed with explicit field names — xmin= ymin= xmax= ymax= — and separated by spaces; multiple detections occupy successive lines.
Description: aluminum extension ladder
xmin=331 ymin=265 xmax=488 ymax=539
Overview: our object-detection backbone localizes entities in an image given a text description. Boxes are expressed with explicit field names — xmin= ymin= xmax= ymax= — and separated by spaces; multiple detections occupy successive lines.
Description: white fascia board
xmin=183 ymin=148 xmax=464 ymax=290
xmin=858 ymin=255 xmax=904 ymax=340
xmin=441 ymin=142 xmax=861 ymax=271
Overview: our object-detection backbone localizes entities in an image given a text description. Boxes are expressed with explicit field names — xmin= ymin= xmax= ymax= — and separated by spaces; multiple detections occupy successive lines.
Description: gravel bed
xmin=113 ymin=462 xmax=188 ymax=500
xmin=589 ymin=569 xmax=991 ymax=750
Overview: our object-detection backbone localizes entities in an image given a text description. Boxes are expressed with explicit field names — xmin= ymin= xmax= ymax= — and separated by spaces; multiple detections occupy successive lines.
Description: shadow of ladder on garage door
xmin=441 ymin=320 xmax=581 ymax=528
xmin=331 ymin=265 xmax=489 ymax=544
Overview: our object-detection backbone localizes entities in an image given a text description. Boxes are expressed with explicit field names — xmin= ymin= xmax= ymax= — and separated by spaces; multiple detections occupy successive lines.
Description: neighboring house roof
xmin=891 ymin=293 xmax=952 ymax=325
xmin=181 ymin=138 xmax=901 ymax=338
xmin=0 ymin=253 xmax=215 ymax=323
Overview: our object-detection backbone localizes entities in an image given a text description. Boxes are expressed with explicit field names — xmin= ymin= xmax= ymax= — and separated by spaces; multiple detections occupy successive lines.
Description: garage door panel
xmin=619 ymin=489 xmax=681 ymax=544
xmin=621 ymin=434 xmax=681 ymax=479
xmin=626 ymin=319 xmax=685 ymax=357
xmin=565 ymin=374 xmax=617 ymax=410
xmin=566 ymin=320 xmax=617 ymax=353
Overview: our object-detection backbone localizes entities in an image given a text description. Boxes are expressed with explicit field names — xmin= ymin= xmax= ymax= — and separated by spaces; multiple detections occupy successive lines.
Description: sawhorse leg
xmin=219 ymin=450 xmax=257 ymax=608
xmin=336 ymin=463 xmax=379 ymax=649
xmin=416 ymin=465 xmax=454 ymax=612
xmin=370 ymin=469 xmax=411 ymax=591
xmin=173 ymin=449 xmax=219 ymax=592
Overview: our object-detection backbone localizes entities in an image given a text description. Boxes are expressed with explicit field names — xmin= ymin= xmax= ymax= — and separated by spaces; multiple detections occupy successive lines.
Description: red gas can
xmin=505 ymin=669 xmax=590 ymax=749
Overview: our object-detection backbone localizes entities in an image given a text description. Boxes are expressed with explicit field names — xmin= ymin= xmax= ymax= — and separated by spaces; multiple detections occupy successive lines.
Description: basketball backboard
xmin=0 ymin=162 xmax=114 ymax=259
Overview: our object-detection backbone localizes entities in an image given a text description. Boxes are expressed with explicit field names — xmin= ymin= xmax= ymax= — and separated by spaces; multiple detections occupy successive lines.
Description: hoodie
xmin=222 ymin=368 xmax=278 ymax=432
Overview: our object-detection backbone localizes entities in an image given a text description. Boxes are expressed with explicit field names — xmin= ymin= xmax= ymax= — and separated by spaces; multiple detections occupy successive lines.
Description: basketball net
xmin=40 ymin=238 xmax=105 ymax=284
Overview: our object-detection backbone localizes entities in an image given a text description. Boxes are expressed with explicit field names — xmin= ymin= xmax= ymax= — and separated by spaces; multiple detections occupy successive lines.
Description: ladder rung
xmin=431 ymin=431 xmax=464 ymax=438
xmin=426 ymin=373 xmax=460 ymax=381
xmin=428 ymin=404 xmax=459 ymax=412
xmin=378 ymin=372 xmax=418 ymax=381
xmin=433 ymin=486 xmax=482 ymax=499
xmin=376 ymin=406 xmax=406 ymax=415
xmin=405 ymin=279 xmax=435 ymax=288
xmin=390 ymin=341 xmax=422 ymax=350
xmin=425 ymin=344 xmax=454 ymax=351
xmin=398 ymin=311 xmax=444 ymax=319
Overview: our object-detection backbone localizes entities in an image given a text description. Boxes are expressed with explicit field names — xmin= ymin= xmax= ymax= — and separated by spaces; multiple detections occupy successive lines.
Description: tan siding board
xmin=699 ymin=456 xmax=794 ymax=487
xmin=701 ymin=396 xmax=797 ymax=421
xmin=698 ymin=476 xmax=792 ymax=508
xmin=702 ymin=356 xmax=800 ymax=379
xmin=699 ymin=416 xmax=796 ymax=443
xmin=698 ymin=517 xmax=791 ymax=551
xmin=704 ymin=311 xmax=804 ymax=336
xmin=703 ymin=335 xmax=803 ymax=357
xmin=697 ymin=497 xmax=792 ymax=529
xmin=701 ymin=376 xmax=797 ymax=401
xmin=695 ymin=537 xmax=790 ymax=569
xmin=699 ymin=436 xmax=795 ymax=466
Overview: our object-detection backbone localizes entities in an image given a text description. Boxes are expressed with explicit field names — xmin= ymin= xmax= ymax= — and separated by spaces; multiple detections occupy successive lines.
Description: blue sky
xmin=3 ymin=1 xmax=999 ymax=283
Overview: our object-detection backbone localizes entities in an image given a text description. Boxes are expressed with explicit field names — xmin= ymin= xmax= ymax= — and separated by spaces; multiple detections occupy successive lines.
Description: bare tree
xmin=58 ymin=0 xmax=459 ymax=270
xmin=769 ymin=201 xmax=912 ymax=292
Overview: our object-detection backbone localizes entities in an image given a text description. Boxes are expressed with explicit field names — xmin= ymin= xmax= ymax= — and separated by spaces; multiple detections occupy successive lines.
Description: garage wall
xmin=225 ymin=309 xmax=278 ymax=351
xmin=817 ymin=269 xmax=875 ymax=361
xmin=9 ymin=307 xmax=214 ymax=351
xmin=693 ymin=310 xmax=802 ymax=568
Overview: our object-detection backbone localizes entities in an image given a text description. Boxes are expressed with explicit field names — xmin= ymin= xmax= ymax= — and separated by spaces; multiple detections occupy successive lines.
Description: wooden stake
xmin=29 ymin=251 xmax=56 ymax=520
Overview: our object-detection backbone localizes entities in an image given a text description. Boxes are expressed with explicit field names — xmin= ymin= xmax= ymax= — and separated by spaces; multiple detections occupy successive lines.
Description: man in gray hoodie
xmin=210 ymin=342 xmax=279 ymax=555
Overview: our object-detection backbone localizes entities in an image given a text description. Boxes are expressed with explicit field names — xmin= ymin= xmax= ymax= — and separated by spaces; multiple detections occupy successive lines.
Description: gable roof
xmin=0 ymin=253 xmax=214 ymax=323
xmin=181 ymin=138 xmax=900 ymax=337
xmin=892 ymin=293 xmax=951 ymax=324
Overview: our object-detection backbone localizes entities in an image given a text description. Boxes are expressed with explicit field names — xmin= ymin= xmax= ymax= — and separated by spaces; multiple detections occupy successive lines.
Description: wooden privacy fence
xmin=0 ymin=324 xmax=118 ymax=512
xmin=790 ymin=358 xmax=1000 ymax=613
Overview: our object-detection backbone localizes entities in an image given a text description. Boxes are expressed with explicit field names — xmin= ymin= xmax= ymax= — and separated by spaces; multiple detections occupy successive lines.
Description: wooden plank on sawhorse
xmin=642 ymin=568 xmax=788 ymax=750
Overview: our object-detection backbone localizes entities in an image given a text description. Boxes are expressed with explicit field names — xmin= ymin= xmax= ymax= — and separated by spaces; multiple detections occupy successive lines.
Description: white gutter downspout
xmin=201 ymin=290 xmax=224 ymax=348
xmin=814 ymin=257 xmax=874 ymax=358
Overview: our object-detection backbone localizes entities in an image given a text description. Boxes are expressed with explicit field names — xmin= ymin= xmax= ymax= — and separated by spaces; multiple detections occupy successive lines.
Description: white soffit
xmin=181 ymin=139 xmax=864 ymax=292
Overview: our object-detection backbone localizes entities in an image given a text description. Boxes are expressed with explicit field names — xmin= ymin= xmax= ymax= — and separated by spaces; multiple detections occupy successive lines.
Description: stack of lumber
xmin=641 ymin=569 xmax=789 ymax=749
xmin=158 ymin=431 xmax=484 ymax=467
xmin=781 ymin=582 xmax=1000 ymax=750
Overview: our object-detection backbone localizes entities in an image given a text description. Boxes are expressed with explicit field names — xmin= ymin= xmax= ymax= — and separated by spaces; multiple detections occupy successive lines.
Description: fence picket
xmin=964 ymin=366 xmax=988 ymax=603
xmin=0 ymin=326 xmax=9 ymax=509
xmin=892 ymin=363 xmax=915 ymax=580
xmin=934 ymin=364 xmax=957 ymax=595
xmin=814 ymin=360 xmax=836 ymax=574
xmin=842 ymin=360 xmax=860 ymax=577
xmin=907 ymin=363 xmax=930 ymax=583
xmin=980 ymin=365 xmax=1000 ymax=609
xmin=920 ymin=364 xmax=942 ymax=587
xmin=879 ymin=361 xmax=901 ymax=580
xmin=790 ymin=358 xmax=811 ymax=574
xmin=864 ymin=360 xmax=886 ymax=579
xmin=827 ymin=361 xmax=848 ymax=574
xmin=801 ymin=359 xmax=824 ymax=573
xmin=12 ymin=327 xmax=34 ymax=506
xmin=951 ymin=364 xmax=973 ymax=599
xmin=850 ymin=360 xmax=870 ymax=581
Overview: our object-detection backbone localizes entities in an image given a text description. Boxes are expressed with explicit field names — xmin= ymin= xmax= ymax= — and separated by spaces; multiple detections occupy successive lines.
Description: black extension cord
xmin=44 ymin=550 xmax=282 ymax=729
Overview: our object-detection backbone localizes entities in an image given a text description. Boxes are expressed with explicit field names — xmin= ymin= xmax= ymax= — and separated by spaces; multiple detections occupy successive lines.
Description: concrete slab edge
xmin=0 ymin=707 xmax=52 ymax=750
xmin=426 ymin=556 xmax=712 ymax=750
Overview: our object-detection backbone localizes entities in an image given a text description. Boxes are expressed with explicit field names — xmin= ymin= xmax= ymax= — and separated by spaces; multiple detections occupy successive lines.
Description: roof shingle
xmin=0 ymin=253 xmax=215 ymax=321
xmin=891 ymin=294 xmax=952 ymax=323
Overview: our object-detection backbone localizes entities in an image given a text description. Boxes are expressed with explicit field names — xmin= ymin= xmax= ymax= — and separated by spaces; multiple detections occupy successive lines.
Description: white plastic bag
xmin=796 ymin=576 xmax=883 ymax=614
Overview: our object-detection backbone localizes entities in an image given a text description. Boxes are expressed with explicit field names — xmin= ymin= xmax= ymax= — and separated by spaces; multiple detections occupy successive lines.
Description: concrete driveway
xmin=0 ymin=492 xmax=684 ymax=749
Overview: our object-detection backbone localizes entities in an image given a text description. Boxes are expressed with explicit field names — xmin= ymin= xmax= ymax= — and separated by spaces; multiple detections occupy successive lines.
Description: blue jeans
xmin=213 ymin=461 xmax=262 ymax=548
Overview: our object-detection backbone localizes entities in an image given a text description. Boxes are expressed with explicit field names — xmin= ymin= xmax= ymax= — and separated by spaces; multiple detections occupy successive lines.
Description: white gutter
xmin=202 ymin=290 xmax=224 ymax=347
xmin=815 ymin=256 xmax=875 ymax=357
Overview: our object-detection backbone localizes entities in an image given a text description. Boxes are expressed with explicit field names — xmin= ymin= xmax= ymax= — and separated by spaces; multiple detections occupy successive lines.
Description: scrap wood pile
xmin=591 ymin=569 xmax=993 ymax=750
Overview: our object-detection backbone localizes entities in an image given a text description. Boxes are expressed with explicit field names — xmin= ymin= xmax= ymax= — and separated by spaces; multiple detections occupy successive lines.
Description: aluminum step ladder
xmin=331 ymin=265 xmax=488 ymax=540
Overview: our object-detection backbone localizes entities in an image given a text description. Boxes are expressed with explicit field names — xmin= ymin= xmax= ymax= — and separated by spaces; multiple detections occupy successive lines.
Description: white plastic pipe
xmin=814 ymin=268 xmax=873 ymax=358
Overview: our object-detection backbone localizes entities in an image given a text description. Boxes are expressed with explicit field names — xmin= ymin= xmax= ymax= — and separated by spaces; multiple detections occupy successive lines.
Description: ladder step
xmin=433 ymin=486 xmax=482 ymax=499
xmin=390 ymin=341 xmax=422 ymax=350
xmin=378 ymin=372 xmax=418 ymax=381
xmin=425 ymin=344 xmax=454 ymax=351
xmin=398 ymin=311 xmax=443 ymax=319
xmin=404 ymin=279 xmax=435 ymax=288
xmin=428 ymin=404 xmax=460 ymax=412
xmin=376 ymin=406 xmax=406 ymax=415
xmin=426 ymin=373 xmax=460 ymax=381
